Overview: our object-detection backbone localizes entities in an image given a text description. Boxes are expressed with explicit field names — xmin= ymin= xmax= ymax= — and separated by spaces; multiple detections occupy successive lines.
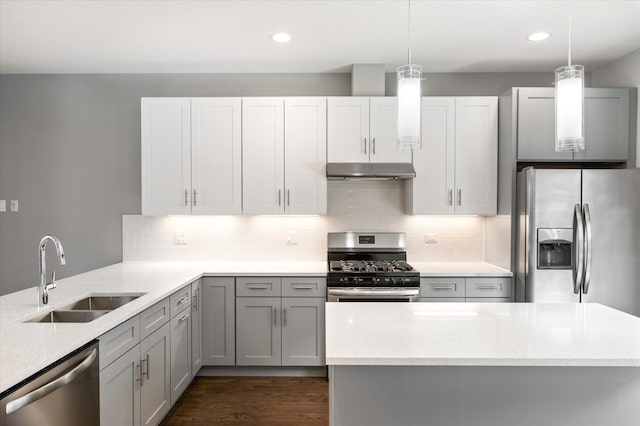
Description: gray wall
xmin=0 ymin=71 xmax=569 ymax=295
xmin=591 ymin=48 xmax=640 ymax=168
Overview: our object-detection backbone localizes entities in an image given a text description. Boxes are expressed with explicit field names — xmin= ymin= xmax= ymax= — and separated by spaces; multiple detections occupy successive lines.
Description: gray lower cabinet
xmin=201 ymin=277 xmax=236 ymax=366
xmin=190 ymin=279 xmax=203 ymax=376
xmin=517 ymin=87 xmax=631 ymax=162
xmin=170 ymin=305 xmax=192 ymax=405
xmin=420 ymin=277 xmax=512 ymax=302
xmin=281 ymin=297 xmax=325 ymax=366
xmin=100 ymin=321 xmax=171 ymax=426
xmin=235 ymin=277 xmax=326 ymax=367
xmin=236 ymin=296 xmax=282 ymax=366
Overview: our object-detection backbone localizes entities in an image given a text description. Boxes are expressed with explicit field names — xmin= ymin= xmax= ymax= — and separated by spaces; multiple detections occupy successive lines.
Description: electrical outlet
xmin=10 ymin=200 xmax=18 ymax=212
xmin=425 ymin=234 xmax=438 ymax=244
xmin=174 ymin=232 xmax=187 ymax=245
xmin=0 ymin=200 xmax=5 ymax=212
xmin=286 ymin=232 xmax=298 ymax=245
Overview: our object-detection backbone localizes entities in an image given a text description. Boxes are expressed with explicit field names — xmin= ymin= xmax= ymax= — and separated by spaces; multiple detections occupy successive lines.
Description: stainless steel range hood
xmin=326 ymin=163 xmax=416 ymax=180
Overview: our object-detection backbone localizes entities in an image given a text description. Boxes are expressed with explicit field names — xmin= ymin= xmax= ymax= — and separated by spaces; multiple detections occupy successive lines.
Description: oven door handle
xmin=328 ymin=288 xmax=420 ymax=297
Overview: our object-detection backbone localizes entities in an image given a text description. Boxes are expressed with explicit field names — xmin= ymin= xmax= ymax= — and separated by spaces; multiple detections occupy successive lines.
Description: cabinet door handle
xmin=179 ymin=313 xmax=190 ymax=322
xmin=457 ymin=189 xmax=462 ymax=206
xmin=287 ymin=189 xmax=290 ymax=206
xmin=448 ymin=189 xmax=453 ymax=206
xmin=372 ymin=137 xmax=376 ymax=155
xmin=193 ymin=288 xmax=199 ymax=310
xmin=142 ymin=353 xmax=150 ymax=380
xmin=273 ymin=307 xmax=277 ymax=326
xmin=363 ymin=137 xmax=367 ymax=155
xmin=136 ymin=362 xmax=144 ymax=385
xmin=278 ymin=189 xmax=282 ymax=206
xmin=193 ymin=189 xmax=197 ymax=206
xmin=283 ymin=308 xmax=287 ymax=326
xmin=184 ymin=189 xmax=188 ymax=206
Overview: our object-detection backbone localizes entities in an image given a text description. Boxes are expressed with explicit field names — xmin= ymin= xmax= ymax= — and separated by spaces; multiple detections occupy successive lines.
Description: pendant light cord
xmin=568 ymin=13 xmax=572 ymax=67
xmin=407 ymin=0 xmax=412 ymax=65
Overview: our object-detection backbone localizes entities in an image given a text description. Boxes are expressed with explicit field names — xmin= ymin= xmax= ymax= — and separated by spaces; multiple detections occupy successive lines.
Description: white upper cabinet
xmin=141 ymin=98 xmax=191 ymax=215
xmin=328 ymin=97 xmax=411 ymax=164
xmin=327 ymin=97 xmax=369 ymax=162
xmin=284 ymin=98 xmax=327 ymax=215
xmin=408 ymin=97 xmax=497 ymax=215
xmin=191 ymin=98 xmax=242 ymax=214
xmin=454 ymin=97 xmax=498 ymax=215
xmin=141 ymin=97 xmax=242 ymax=215
xmin=242 ymin=98 xmax=286 ymax=215
xmin=243 ymin=97 xmax=327 ymax=215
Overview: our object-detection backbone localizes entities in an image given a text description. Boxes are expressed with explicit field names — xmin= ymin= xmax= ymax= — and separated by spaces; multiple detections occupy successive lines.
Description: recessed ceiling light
xmin=527 ymin=32 xmax=551 ymax=42
xmin=270 ymin=33 xmax=292 ymax=43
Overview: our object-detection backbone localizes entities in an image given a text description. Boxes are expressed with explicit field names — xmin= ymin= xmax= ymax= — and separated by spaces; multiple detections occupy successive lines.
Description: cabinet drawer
xmin=140 ymin=297 xmax=171 ymax=340
xmin=282 ymin=277 xmax=326 ymax=298
xmin=236 ymin=277 xmax=282 ymax=297
xmin=420 ymin=278 xmax=465 ymax=298
xmin=170 ymin=286 xmax=192 ymax=318
xmin=420 ymin=297 xmax=464 ymax=303
xmin=465 ymin=278 xmax=512 ymax=298
xmin=99 ymin=315 xmax=140 ymax=370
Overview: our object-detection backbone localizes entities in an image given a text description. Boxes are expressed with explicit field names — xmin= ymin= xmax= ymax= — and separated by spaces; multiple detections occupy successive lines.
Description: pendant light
xmin=397 ymin=0 xmax=422 ymax=150
xmin=555 ymin=15 xmax=585 ymax=152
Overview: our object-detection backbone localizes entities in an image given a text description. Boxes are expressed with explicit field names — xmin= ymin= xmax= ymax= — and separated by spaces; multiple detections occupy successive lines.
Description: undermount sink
xmin=26 ymin=310 xmax=111 ymax=323
xmin=24 ymin=293 xmax=144 ymax=323
xmin=61 ymin=295 xmax=142 ymax=311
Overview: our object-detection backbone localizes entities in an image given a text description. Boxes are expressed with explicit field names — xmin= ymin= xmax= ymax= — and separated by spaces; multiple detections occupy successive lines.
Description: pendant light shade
xmin=555 ymin=65 xmax=584 ymax=151
xmin=397 ymin=64 xmax=422 ymax=149
xmin=397 ymin=0 xmax=422 ymax=150
xmin=555 ymin=14 xmax=584 ymax=152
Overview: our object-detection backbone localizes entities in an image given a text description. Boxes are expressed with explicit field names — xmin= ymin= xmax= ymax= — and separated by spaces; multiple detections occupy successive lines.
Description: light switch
xmin=10 ymin=200 xmax=18 ymax=212
xmin=0 ymin=200 xmax=5 ymax=212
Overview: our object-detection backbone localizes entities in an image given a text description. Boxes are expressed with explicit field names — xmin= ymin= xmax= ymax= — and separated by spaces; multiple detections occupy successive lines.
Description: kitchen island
xmin=326 ymin=302 xmax=640 ymax=426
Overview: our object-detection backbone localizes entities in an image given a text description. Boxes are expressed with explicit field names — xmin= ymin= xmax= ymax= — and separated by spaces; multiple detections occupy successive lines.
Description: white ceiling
xmin=1 ymin=0 xmax=639 ymax=74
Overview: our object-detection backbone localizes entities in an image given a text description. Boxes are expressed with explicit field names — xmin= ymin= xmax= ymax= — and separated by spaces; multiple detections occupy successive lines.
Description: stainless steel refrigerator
xmin=516 ymin=168 xmax=640 ymax=317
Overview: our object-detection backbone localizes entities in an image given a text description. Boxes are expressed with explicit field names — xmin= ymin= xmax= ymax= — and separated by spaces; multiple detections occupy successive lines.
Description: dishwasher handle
xmin=5 ymin=348 xmax=97 ymax=415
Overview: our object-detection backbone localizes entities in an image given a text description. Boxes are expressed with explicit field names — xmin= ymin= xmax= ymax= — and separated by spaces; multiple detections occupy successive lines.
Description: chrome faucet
xmin=39 ymin=235 xmax=66 ymax=305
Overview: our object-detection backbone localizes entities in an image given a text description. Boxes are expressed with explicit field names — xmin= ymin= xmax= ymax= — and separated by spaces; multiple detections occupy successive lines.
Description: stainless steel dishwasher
xmin=0 ymin=341 xmax=99 ymax=425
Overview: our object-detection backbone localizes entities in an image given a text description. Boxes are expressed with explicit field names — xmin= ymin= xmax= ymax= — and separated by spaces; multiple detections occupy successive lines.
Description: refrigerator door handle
xmin=582 ymin=204 xmax=593 ymax=294
xmin=572 ymin=204 xmax=585 ymax=294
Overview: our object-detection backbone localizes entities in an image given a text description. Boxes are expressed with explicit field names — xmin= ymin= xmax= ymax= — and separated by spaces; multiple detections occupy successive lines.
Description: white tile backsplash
xmin=123 ymin=181 xmax=489 ymax=263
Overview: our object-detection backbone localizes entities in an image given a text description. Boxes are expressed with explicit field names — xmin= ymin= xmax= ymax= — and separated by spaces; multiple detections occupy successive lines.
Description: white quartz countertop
xmin=0 ymin=260 xmax=326 ymax=393
xmin=325 ymin=302 xmax=640 ymax=367
xmin=411 ymin=262 xmax=512 ymax=277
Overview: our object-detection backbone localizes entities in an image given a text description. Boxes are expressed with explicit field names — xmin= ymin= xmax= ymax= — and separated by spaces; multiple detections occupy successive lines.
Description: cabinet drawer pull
xmin=246 ymin=284 xmax=270 ymax=290
xmin=176 ymin=296 xmax=189 ymax=306
xmin=179 ymin=313 xmax=190 ymax=322
xmin=432 ymin=284 xmax=455 ymax=290
xmin=477 ymin=284 xmax=501 ymax=290
xmin=292 ymin=285 xmax=315 ymax=290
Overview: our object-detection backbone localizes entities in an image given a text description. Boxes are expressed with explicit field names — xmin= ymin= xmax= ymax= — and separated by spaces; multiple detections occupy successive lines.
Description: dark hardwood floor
xmin=161 ymin=377 xmax=329 ymax=426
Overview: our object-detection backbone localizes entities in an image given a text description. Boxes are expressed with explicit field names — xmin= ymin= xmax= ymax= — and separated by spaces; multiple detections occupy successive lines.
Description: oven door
xmin=327 ymin=288 xmax=420 ymax=302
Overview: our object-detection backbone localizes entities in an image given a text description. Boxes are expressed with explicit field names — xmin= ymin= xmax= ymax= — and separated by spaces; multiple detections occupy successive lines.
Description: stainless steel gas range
xmin=327 ymin=232 xmax=420 ymax=302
